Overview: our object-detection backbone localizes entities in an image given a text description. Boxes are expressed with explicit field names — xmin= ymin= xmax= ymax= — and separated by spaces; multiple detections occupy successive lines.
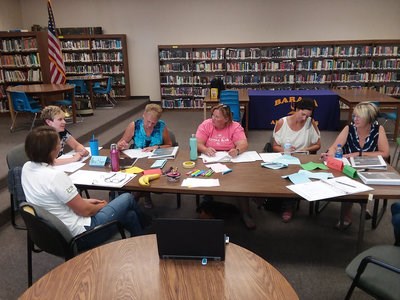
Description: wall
xmin=8 ymin=0 xmax=400 ymax=100
xmin=0 ymin=0 xmax=22 ymax=30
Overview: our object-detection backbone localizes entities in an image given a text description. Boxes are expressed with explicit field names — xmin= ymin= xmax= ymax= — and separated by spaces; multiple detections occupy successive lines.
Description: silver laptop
xmin=155 ymin=218 xmax=225 ymax=261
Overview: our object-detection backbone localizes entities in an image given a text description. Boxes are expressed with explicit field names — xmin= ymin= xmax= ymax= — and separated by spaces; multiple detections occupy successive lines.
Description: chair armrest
xmin=70 ymin=220 xmax=126 ymax=254
xmin=357 ymin=255 xmax=400 ymax=276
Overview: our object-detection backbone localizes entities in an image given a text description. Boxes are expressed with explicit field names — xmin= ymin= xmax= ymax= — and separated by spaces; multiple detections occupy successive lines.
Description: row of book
xmin=1 ymin=38 xmax=37 ymax=52
xmin=60 ymin=40 xmax=90 ymax=50
xmin=91 ymin=39 xmax=122 ymax=50
xmin=3 ymin=69 xmax=42 ymax=82
xmin=160 ymin=46 xmax=400 ymax=61
xmin=161 ymin=98 xmax=203 ymax=109
xmin=0 ymin=53 xmax=40 ymax=67
xmin=65 ymin=64 xmax=125 ymax=74
xmin=160 ymin=62 xmax=192 ymax=73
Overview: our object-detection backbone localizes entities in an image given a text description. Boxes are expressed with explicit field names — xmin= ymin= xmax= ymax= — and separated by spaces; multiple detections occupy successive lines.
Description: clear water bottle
xmin=283 ymin=139 xmax=292 ymax=156
xmin=189 ymin=134 xmax=198 ymax=161
xmin=110 ymin=143 xmax=120 ymax=171
xmin=335 ymin=144 xmax=343 ymax=159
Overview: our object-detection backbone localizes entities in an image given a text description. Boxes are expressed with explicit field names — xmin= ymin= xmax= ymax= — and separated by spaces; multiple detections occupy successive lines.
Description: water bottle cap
xmin=337 ymin=144 xmax=342 ymax=147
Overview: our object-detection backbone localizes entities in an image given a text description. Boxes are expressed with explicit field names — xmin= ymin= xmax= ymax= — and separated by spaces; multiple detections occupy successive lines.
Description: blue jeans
xmin=79 ymin=193 xmax=143 ymax=250
xmin=391 ymin=202 xmax=400 ymax=245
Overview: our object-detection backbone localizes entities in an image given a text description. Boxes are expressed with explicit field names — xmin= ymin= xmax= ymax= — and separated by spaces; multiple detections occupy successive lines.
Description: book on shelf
xmin=149 ymin=146 xmax=179 ymax=159
xmin=349 ymin=155 xmax=387 ymax=170
xmin=357 ymin=171 xmax=400 ymax=185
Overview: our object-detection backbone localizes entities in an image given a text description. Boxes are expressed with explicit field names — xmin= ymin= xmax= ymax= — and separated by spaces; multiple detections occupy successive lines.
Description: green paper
xmin=301 ymin=162 xmax=329 ymax=170
xmin=343 ymin=165 xmax=358 ymax=178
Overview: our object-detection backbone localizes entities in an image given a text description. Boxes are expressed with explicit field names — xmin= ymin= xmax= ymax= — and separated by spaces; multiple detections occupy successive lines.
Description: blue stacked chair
xmin=219 ymin=90 xmax=240 ymax=122
xmin=10 ymin=91 xmax=42 ymax=132
xmin=93 ymin=77 xmax=116 ymax=106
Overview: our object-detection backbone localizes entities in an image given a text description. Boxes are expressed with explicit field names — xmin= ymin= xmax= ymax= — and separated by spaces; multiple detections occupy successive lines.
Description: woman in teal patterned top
xmin=117 ymin=103 xmax=172 ymax=151
xmin=117 ymin=103 xmax=172 ymax=208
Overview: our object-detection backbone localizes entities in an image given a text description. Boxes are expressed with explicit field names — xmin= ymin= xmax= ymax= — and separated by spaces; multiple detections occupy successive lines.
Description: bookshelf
xmin=59 ymin=34 xmax=130 ymax=98
xmin=0 ymin=31 xmax=49 ymax=112
xmin=158 ymin=40 xmax=400 ymax=109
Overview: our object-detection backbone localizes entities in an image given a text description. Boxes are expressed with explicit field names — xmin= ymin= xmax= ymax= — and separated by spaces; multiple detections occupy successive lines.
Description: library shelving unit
xmin=0 ymin=31 xmax=49 ymax=112
xmin=59 ymin=34 xmax=130 ymax=98
xmin=158 ymin=40 xmax=400 ymax=109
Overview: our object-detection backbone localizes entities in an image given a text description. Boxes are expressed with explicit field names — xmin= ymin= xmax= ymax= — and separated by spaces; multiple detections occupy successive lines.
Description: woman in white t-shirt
xmin=21 ymin=126 xmax=144 ymax=247
xmin=272 ymin=98 xmax=321 ymax=222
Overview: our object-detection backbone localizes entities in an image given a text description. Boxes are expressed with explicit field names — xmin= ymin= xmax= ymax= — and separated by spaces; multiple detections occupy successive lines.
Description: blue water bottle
xmin=335 ymin=144 xmax=343 ymax=159
xmin=189 ymin=134 xmax=198 ymax=161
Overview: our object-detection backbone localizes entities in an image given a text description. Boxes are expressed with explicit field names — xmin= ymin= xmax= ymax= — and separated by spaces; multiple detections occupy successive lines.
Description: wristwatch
xmin=236 ymin=148 xmax=240 ymax=155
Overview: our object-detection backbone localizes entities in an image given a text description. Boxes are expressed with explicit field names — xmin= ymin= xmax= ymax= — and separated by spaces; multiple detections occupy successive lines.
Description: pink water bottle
xmin=110 ymin=143 xmax=120 ymax=172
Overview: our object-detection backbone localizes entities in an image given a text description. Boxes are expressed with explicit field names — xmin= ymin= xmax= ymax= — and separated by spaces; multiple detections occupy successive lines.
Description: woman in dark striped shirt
xmin=321 ymin=101 xmax=390 ymax=229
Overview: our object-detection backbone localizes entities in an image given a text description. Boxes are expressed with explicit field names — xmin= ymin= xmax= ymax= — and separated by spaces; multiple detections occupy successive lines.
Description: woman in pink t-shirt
xmin=196 ymin=104 xmax=255 ymax=229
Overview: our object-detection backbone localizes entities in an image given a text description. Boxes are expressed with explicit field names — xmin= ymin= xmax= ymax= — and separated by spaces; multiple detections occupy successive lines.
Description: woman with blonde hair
xmin=322 ymin=101 xmax=390 ymax=229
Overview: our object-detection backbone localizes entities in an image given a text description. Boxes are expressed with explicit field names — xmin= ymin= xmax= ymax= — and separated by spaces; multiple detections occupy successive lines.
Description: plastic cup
xmin=89 ymin=139 xmax=99 ymax=156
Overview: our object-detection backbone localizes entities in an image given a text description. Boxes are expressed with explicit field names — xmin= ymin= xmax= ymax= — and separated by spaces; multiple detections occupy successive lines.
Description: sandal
xmin=335 ymin=220 xmax=352 ymax=230
xmin=242 ymin=213 xmax=256 ymax=230
xmin=281 ymin=210 xmax=293 ymax=223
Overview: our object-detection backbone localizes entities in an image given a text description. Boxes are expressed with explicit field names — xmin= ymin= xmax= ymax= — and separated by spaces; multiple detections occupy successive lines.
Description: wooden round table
xmin=19 ymin=235 xmax=299 ymax=299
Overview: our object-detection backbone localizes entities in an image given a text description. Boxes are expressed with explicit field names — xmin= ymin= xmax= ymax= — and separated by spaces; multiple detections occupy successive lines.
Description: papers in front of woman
xmin=181 ymin=178 xmax=220 ymax=188
xmin=200 ymin=151 xmax=261 ymax=163
xmin=122 ymin=148 xmax=152 ymax=159
xmin=259 ymin=153 xmax=301 ymax=165
xmin=286 ymin=176 xmax=373 ymax=201
xmin=69 ymin=170 xmax=135 ymax=188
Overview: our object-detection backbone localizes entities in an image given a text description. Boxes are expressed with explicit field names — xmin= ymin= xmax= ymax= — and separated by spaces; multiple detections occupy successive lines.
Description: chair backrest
xmin=10 ymin=91 xmax=39 ymax=112
xmin=168 ymin=129 xmax=178 ymax=146
xmin=220 ymin=90 xmax=240 ymax=121
xmin=19 ymin=202 xmax=76 ymax=258
xmin=67 ymin=79 xmax=88 ymax=95
xmin=6 ymin=143 xmax=28 ymax=169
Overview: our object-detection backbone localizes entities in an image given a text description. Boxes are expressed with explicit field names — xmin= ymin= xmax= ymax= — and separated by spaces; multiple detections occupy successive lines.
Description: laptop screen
xmin=155 ymin=218 xmax=225 ymax=261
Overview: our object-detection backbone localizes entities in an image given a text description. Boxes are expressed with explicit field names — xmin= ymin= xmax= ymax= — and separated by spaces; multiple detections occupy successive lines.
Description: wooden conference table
xmin=333 ymin=88 xmax=400 ymax=137
xmin=19 ymin=235 xmax=299 ymax=300
xmin=67 ymin=75 xmax=109 ymax=109
xmin=76 ymin=150 xmax=400 ymax=252
xmin=6 ymin=84 xmax=76 ymax=127
xmin=203 ymin=89 xmax=249 ymax=134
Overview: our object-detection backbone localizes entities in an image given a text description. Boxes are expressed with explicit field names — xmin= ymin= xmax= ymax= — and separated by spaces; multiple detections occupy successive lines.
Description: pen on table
xmin=222 ymin=169 xmax=232 ymax=175
xmin=194 ymin=170 xmax=205 ymax=177
xmin=191 ymin=170 xmax=200 ymax=177
xmin=335 ymin=180 xmax=356 ymax=188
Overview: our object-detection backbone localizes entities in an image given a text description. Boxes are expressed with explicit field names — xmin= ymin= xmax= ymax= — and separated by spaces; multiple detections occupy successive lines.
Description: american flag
xmin=47 ymin=0 xmax=66 ymax=84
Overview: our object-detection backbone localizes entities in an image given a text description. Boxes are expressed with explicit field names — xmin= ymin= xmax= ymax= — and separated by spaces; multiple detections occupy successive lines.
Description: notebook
xmin=155 ymin=218 xmax=225 ymax=261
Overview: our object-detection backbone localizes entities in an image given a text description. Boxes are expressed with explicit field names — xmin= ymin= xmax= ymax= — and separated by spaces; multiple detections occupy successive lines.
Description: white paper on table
xmin=181 ymin=178 xmax=220 ymax=187
xmin=63 ymin=148 xmax=92 ymax=162
xmin=54 ymin=162 xmax=86 ymax=173
xmin=286 ymin=176 xmax=373 ymax=201
xmin=200 ymin=151 xmax=231 ymax=163
xmin=205 ymin=163 xmax=231 ymax=173
xmin=123 ymin=148 xmax=152 ymax=159
xmin=259 ymin=152 xmax=282 ymax=162
xmin=231 ymin=151 xmax=262 ymax=163
xmin=69 ymin=170 xmax=136 ymax=188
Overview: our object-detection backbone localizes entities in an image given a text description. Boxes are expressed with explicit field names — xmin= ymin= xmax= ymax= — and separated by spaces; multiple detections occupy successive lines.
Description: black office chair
xmin=345 ymin=244 xmax=400 ymax=299
xmin=6 ymin=143 xmax=29 ymax=229
xmin=19 ymin=202 xmax=126 ymax=286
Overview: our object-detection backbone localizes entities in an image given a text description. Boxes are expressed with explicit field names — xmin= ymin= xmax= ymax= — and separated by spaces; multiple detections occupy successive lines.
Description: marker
xmin=222 ymin=169 xmax=232 ymax=175
xmin=194 ymin=170 xmax=205 ymax=177
xmin=191 ymin=170 xmax=201 ymax=177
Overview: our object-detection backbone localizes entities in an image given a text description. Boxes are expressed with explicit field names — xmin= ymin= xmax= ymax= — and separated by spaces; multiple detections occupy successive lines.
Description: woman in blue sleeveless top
xmin=322 ymin=102 xmax=390 ymax=229
xmin=117 ymin=103 xmax=172 ymax=151
xmin=117 ymin=103 xmax=172 ymax=208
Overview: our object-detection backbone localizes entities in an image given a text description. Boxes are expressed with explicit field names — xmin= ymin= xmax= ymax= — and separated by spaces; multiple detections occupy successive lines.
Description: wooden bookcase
xmin=158 ymin=40 xmax=400 ymax=109
xmin=0 ymin=31 xmax=49 ymax=112
xmin=59 ymin=34 xmax=130 ymax=98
